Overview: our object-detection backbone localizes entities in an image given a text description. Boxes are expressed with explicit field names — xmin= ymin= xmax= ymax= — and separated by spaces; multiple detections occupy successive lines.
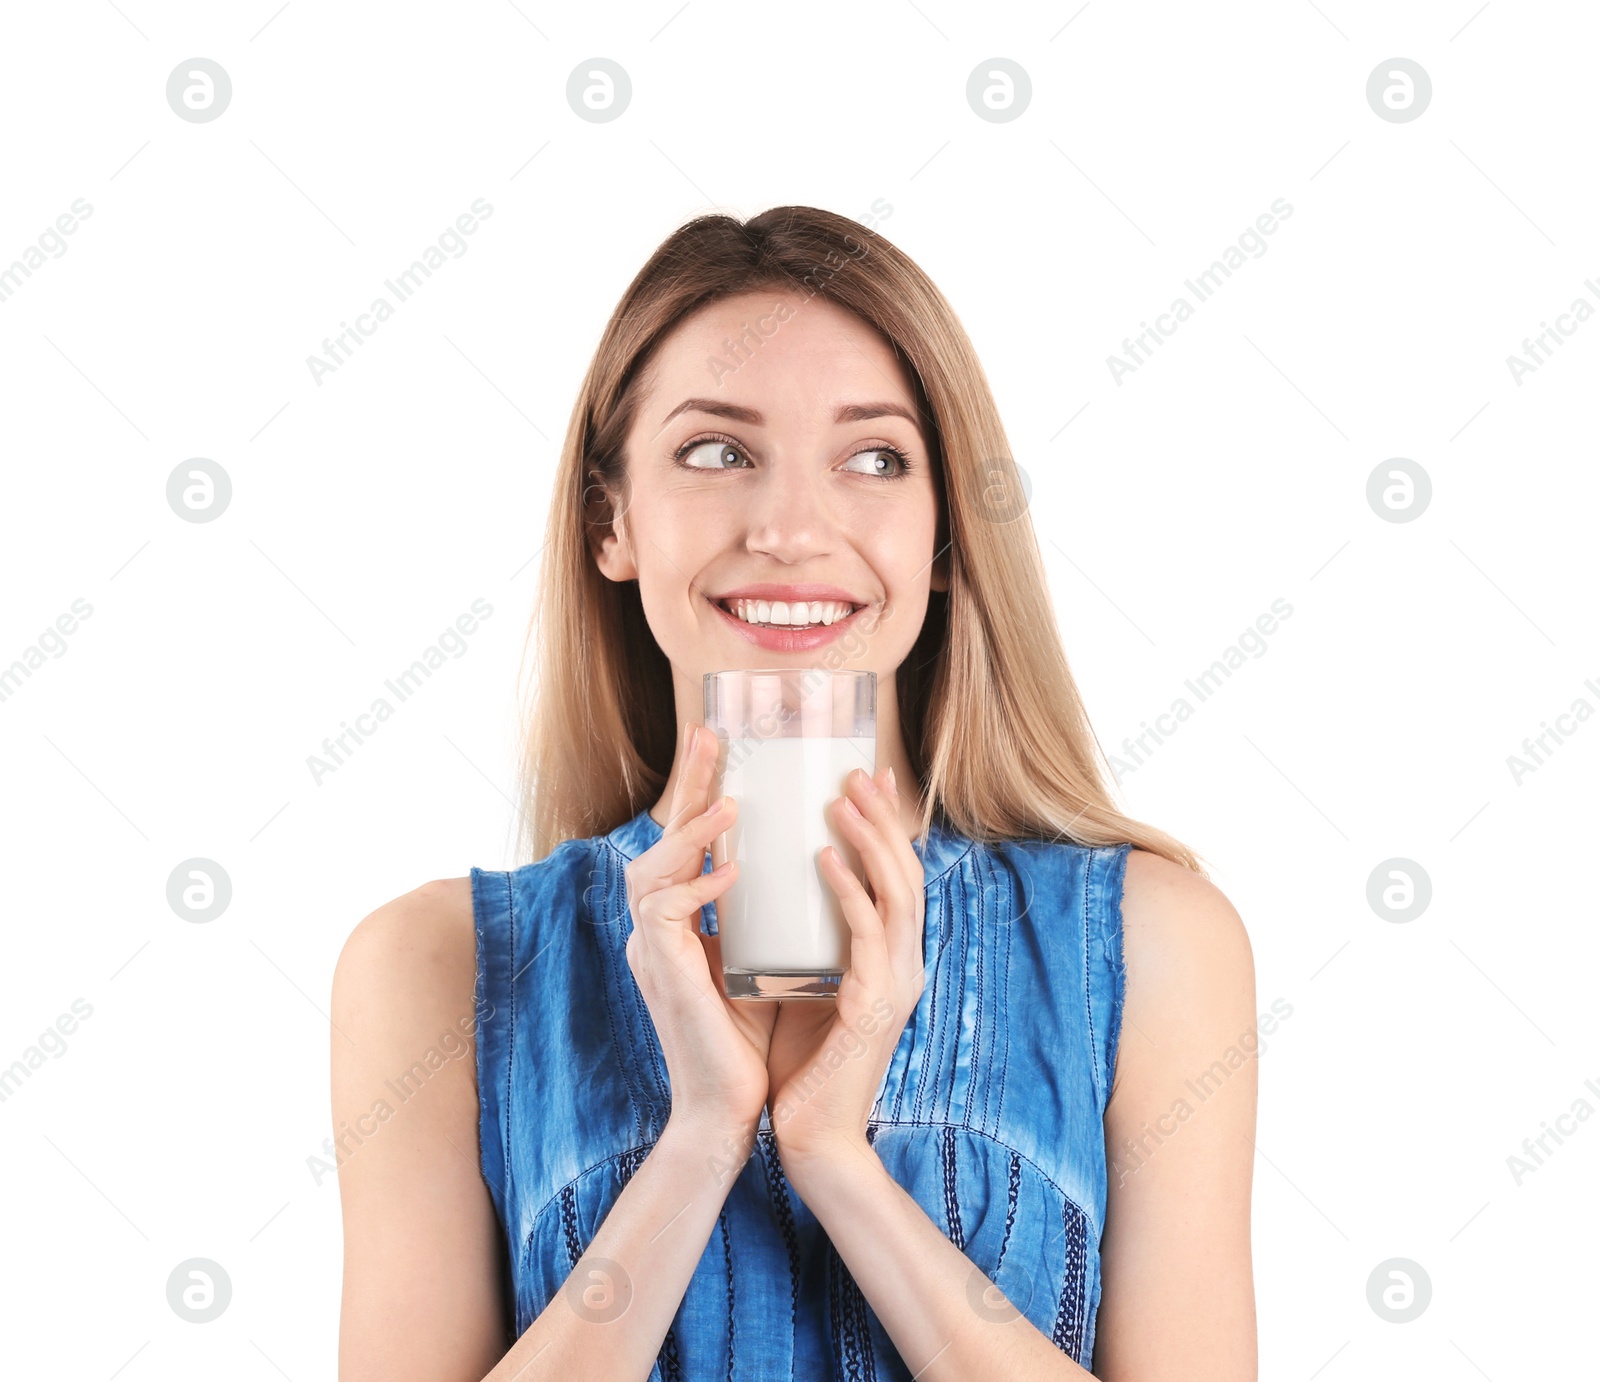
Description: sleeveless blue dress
xmin=472 ymin=805 xmax=1131 ymax=1379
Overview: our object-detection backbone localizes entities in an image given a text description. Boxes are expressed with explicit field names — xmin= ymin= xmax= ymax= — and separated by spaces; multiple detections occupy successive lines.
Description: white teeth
xmin=723 ymin=598 xmax=856 ymax=628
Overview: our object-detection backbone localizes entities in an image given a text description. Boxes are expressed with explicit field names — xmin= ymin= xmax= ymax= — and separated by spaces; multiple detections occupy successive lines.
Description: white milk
xmin=710 ymin=735 xmax=876 ymax=973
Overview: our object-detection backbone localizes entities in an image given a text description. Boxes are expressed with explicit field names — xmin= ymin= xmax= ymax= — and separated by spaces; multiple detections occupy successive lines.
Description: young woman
xmin=331 ymin=206 xmax=1258 ymax=1381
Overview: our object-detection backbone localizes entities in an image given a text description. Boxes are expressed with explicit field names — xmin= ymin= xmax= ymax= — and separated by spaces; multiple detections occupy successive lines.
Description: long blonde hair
xmin=514 ymin=205 xmax=1205 ymax=875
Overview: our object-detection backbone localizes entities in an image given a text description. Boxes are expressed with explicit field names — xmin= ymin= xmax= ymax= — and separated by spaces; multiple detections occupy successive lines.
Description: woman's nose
xmin=743 ymin=464 xmax=836 ymax=562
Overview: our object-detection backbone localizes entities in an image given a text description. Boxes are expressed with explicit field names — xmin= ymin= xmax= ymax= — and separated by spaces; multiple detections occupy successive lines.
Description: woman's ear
xmin=587 ymin=469 xmax=638 ymax=583
xmin=593 ymin=509 xmax=637 ymax=583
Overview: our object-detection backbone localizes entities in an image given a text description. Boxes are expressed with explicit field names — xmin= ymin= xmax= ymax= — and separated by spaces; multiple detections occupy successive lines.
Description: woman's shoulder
xmin=333 ymin=878 xmax=479 ymax=1038
xmin=1112 ymin=848 xmax=1256 ymax=1098
xmin=1119 ymin=848 xmax=1251 ymax=988
xmin=333 ymin=831 xmax=609 ymax=999
xmin=341 ymin=876 xmax=477 ymax=957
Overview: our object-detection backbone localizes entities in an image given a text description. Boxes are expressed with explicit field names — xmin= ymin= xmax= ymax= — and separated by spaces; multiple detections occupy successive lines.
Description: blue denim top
xmin=472 ymin=805 xmax=1131 ymax=1379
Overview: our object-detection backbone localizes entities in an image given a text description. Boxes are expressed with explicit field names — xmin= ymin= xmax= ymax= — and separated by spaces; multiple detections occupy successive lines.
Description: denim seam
xmin=720 ymin=1209 xmax=735 ymax=1380
xmin=912 ymin=891 xmax=942 ymax=1122
xmin=518 ymin=1140 xmax=667 ymax=1270
xmin=1081 ymin=848 xmax=1102 ymax=1104
xmin=973 ymin=853 xmax=988 ymax=1134
xmin=595 ymin=843 xmax=646 ymax=1145
xmin=755 ymin=1131 xmax=800 ymax=1368
xmin=996 ymin=867 xmax=1011 ymax=1133
xmin=502 ymin=871 xmax=517 ymax=1247
xmin=472 ymin=868 xmax=516 ymax=1267
xmin=558 ymin=1183 xmax=581 ymax=1267
xmin=620 ymin=839 xmax=674 ymax=1131
xmin=940 ymin=1124 xmax=965 ymax=1249
xmin=1050 ymin=1198 xmax=1091 ymax=1361
xmin=925 ymin=837 xmax=976 ymax=887
xmin=1101 ymin=844 xmax=1133 ymax=1116
xmin=866 ymin=1119 xmax=1105 ymax=1240
xmin=934 ymin=870 xmax=960 ymax=1126
xmin=995 ymin=1150 xmax=1022 ymax=1274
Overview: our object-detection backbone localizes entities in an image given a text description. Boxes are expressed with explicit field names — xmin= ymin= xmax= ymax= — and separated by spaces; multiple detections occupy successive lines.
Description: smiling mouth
xmin=711 ymin=596 xmax=865 ymax=630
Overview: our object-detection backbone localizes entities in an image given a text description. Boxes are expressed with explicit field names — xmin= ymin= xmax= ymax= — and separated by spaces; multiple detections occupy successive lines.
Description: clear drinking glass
xmin=703 ymin=669 xmax=877 ymax=999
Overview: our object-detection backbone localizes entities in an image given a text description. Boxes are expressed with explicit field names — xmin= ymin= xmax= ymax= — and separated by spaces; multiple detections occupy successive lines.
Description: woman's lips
xmin=708 ymin=595 xmax=866 ymax=651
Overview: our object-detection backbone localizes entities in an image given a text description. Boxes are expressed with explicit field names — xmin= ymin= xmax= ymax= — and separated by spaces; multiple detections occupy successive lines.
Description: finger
xmin=847 ymin=769 xmax=925 ymax=956
xmin=876 ymin=765 xmax=929 ymax=903
xmin=629 ymin=794 xmax=736 ymax=905
xmin=834 ymin=784 xmax=925 ymax=984
xmin=665 ymin=720 xmax=700 ymax=828
xmin=637 ymin=858 xmax=738 ymax=937
xmin=836 ymin=775 xmax=914 ymax=926
xmin=859 ymin=766 xmax=926 ymax=910
xmin=667 ymin=723 xmax=722 ymax=831
xmin=819 ymin=843 xmax=889 ymax=983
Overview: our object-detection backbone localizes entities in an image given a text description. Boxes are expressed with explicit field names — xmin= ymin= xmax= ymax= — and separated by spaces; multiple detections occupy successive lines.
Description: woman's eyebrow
xmin=659 ymin=397 xmax=921 ymax=429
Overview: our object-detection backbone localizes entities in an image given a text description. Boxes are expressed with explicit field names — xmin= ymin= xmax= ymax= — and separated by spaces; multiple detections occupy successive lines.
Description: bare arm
xmin=332 ymin=878 xmax=758 ymax=1382
xmin=784 ymin=1147 xmax=1100 ymax=1378
xmin=1092 ymin=849 xmax=1259 ymax=1381
xmin=777 ymin=847 xmax=1259 ymax=1381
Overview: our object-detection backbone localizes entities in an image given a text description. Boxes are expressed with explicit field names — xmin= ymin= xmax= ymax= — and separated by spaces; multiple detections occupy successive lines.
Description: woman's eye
xmin=842 ymin=447 xmax=908 ymax=478
xmin=679 ymin=440 xmax=748 ymax=470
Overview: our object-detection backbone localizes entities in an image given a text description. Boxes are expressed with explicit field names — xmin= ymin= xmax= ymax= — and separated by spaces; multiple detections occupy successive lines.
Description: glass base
xmin=723 ymin=969 xmax=843 ymax=1000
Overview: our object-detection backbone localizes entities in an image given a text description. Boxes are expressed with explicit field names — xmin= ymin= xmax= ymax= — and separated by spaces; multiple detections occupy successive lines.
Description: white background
xmin=1 ymin=1 xmax=1595 ymax=1378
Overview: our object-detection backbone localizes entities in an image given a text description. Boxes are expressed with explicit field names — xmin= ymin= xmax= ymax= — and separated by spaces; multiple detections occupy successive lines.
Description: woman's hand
xmin=766 ymin=763 xmax=927 ymax=1177
xmin=624 ymin=723 xmax=776 ymax=1141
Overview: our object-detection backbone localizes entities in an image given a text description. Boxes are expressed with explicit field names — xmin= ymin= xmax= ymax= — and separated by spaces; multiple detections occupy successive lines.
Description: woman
xmin=332 ymin=206 xmax=1258 ymax=1380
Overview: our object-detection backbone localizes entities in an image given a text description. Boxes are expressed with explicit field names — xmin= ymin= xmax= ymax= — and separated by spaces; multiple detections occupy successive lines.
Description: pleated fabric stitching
xmin=940 ymin=1124 xmax=965 ymax=1250
xmin=497 ymin=872 xmax=516 ymax=1246
xmin=943 ymin=864 xmax=969 ymax=1125
xmin=756 ymin=1132 xmax=800 ymax=1347
xmin=911 ymin=882 xmax=947 ymax=1123
xmin=995 ymin=862 xmax=1013 ymax=1131
xmin=973 ymin=851 xmax=989 ymax=1135
xmin=619 ymin=837 xmax=674 ymax=1134
xmin=1050 ymin=1200 xmax=1090 ymax=1362
xmin=558 ymin=1183 xmax=581 ymax=1267
xmin=659 ymin=1326 xmax=684 ymax=1380
xmin=720 ymin=1210 xmax=735 ymax=1381
xmin=849 ymin=1256 xmax=877 ymax=1382
xmin=1080 ymin=848 xmax=1101 ymax=1097
xmin=829 ymin=1242 xmax=875 ymax=1381
xmin=594 ymin=846 xmax=646 ymax=1145
xmin=996 ymin=1151 xmax=1021 ymax=1274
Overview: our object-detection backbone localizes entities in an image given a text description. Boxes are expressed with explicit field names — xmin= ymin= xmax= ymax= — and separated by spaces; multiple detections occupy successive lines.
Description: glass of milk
xmin=703 ymin=669 xmax=876 ymax=1000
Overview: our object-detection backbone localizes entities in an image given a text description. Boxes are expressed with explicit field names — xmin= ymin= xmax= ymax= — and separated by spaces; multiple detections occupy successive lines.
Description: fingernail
xmin=859 ymin=768 xmax=878 ymax=794
xmin=689 ymin=724 xmax=700 ymax=753
xmin=885 ymin=766 xmax=897 ymax=793
xmin=841 ymin=796 xmax=862 ymax=818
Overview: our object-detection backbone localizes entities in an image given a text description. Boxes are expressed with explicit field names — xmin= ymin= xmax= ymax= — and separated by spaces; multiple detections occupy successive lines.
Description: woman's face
xmin=596 ymin=289 xmax=947 ymax=703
